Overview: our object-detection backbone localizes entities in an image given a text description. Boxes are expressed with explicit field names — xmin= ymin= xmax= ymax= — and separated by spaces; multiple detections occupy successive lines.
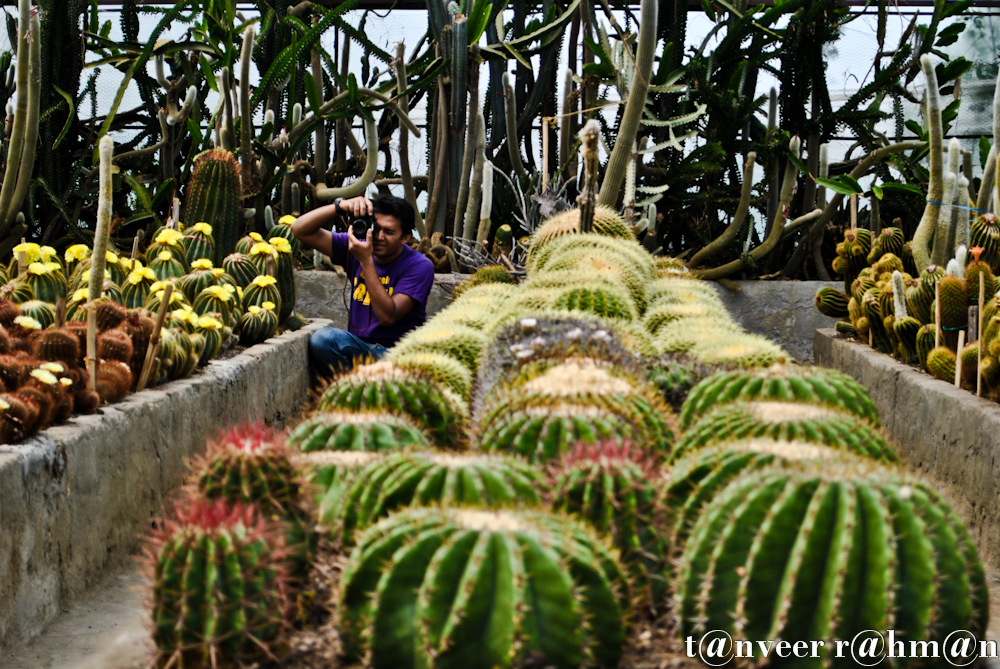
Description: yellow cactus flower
xmin=106 ymin=251 xmax=120 ymax=264
xmin=270 ymin=237 xmax=292 ymax=254
xmin=40 ymin=362 xmax=65 ymax=374
xmin=250 ymin=275 xmax=277 ymax=287
xmin=210 ymin=268 xmax=225 ymax=277
xmin=155 ymin=229 xmax=184 ymax=246
xmin=249 ymin=241 xmax=278 ymax=258
xmin=43 ymin=261 xmax=63 ymax=274
xmin=191 ymin=222 xmax=213 ymax=236
xmin=31 ymin=368 xmax=59 ymax=385
xmin=39 ymin=246 xmax=57 ymax=260
xmin=27 ymin=262 xmax=50 ymax=275
xmin=72 ymin=288 xmax=88 ymax=302
xmin=247 ymin=305 xmax=262 ymax=315
xmin=249 ymin=232 xmax=264 ymax=242
xmin=14 ymin=316 xmax=41 ymax=330
xmin=59 ymin=378 xmax=73 ymax=387
xmin=65 ymin=244 xmax=90 ymax=262
xmin=13 ymin=242 xmax=41 ymax=263
xmin=192 ymin=258 xmax=214 ymax=270
xmin=128 ymin=267 xmax=157 ymax=284
xmin=222 ymin=284 xmax=237 ymax=295
xmin=205 ymin=285 xmax=231 ymax=301
xmin=261 ymin=301 xmax=276 ymax=311
xmin=236 ymin=286 xmax=244 ymax=300
xmin=278 ymin=215 xmax=297 ymax=226
xmin=0 ymin=398 xmax=10 ymax=410
xmin=198 ymin=315 xmax=223 ymax=330
xmin=157 ymin=251 xmax=174 ymax=262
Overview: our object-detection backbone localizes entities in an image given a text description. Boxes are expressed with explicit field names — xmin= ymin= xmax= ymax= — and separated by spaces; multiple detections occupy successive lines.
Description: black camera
xmin=351 ymin=214 xmax=379 ymax=239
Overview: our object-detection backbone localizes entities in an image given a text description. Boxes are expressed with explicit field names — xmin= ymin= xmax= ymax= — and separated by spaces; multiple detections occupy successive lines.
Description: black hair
xmin=372 ymin=195 xmax=416 ymax=237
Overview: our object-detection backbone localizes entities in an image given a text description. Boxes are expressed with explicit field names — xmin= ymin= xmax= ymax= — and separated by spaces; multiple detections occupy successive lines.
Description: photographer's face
xmin=372 ymin=214 xmax=410 ymax=262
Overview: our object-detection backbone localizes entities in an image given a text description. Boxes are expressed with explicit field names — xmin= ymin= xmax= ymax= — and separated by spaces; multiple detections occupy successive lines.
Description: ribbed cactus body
xmin=239 ymin=304 xmax=279 ymax=345
xmin=680 ymin=364 xmax=880 ymax=430
xmin=19 ymin=300 xmax=55 ymax=329
xmin=0 ymin=280 xmax=31 ymax=304
xmin=222 ymin=252 xmax=260 ymax=289
xmin=241 ymin=275 xmax=281 ymax=313
xmin=813 ymin=287 xmax=849 ymax=319
xmin=478 ymin=405 xmax=635 ymax=461
xmin=148 ymin=501 xmax=287 ymax=667
xmin=450 ymin=265 xmax=514 ymax=300
xmin=893 ymin=315 xmax=921 ymax=363
xmin=330 ymin=451 xmax=544 ymax=546
xmin=529 ymin=206 xmax=633 ymax=258
xmin=192 ymin=285 xmax=234 ymax=323
xmin=938 ymin=274 xmax=968 ymax=349
xmin=178 ymin=267 xmax=219 ymax=304
xmin=866 ymin=226 xmax=904 ymax=265
xmin=390 ymin=351 xmax=472 ymax=400
xmin=971 ymin=213 xmax=1000 ymax=260
xmin=965 ymin=259 xmax=996 ymax=304
xmin=194 ymin=317 xmax=224 ymax=364
xmin=862 ymin=291 xmax=894 ymax=353
xmin=675 ymin=402 xmax=897 ymax=463
xmin=391 ymin=322 xmax=486 ymax=375
xmin=340 ymin=507 xmax=630 ymax=669
xmin=480 ymin=361 xmax=673 ymax=456
xmin=150 ymin=251 xmax=187 ymax=280
xmin=182 ymin=222 xmax=215 ymax=266
xmin=873 ymin=252 xmax=903 ymax=277
xmin=235 ymin=232 xmax=265 ymax=256
xmin=915 ymin=324 xmax=938 ymax=368
xmin=317 ymin=361 xmax=467 ymax=449
xmin=288 ymin=411 xmax=429 ymax=453
xmin=551 ymin=284 xmax=637 ymax=321
xmin=184 ymin=149 xmax=243 ymax=266
xmin=121 ymin=268 xmax=156 ymax=309
xmin=552 ymin=443 xmax=667 ymax=604
xmin=22 ymin=263 xmax=66 ymax=303
xmin=192 ymin=424 xmax=314 ymax=580
xmin=836 ymin=228 xmax=872 ymax=291
xmin=266 ymin=217 xmax=301 ymax=257
xmin=269 ymin=237 xmax=296 ymax=323
xmin=674 ymin=462 xmax=988 ymax=662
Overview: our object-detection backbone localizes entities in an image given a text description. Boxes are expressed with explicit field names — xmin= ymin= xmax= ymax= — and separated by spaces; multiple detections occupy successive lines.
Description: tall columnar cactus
xmin=479 ymin=360 xmax=674 ymax=457
xmin=551 ymin=441 xmax=667 ymax=606
xmin=680 ymin=364 xmax=880 ymax=430
xmin=328 ymin=451 xmax=545 ymax=546
xmin=317 ymin=361 xmax=468 ymax=449
xmin=183 ymin=149 xmax=243 ymax=266
xmin=145 ymin=500 xmax=288 ymax=668
xmin=674 ymin=401 xmax=897 ymax=463
xmin=912 ymin=55 xmax=944 ymax=272
xmin=674 ymin=460 xmax=989 ymax=661
xmin=189 ymin=423 xmax=315 ymax=581
xmin=339 ymin=507 xmax=631 ymax=669
xmin=288 ymin=411 xmax=430 ymax=453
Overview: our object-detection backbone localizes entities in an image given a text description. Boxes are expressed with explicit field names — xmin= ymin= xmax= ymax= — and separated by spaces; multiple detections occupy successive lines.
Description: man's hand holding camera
xmin=337 ymin=196 xmax=378 ymax=264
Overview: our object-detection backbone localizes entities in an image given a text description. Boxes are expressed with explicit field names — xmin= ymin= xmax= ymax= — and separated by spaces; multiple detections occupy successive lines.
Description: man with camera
xmin=291 ymin=194 xmax=434 ymax=377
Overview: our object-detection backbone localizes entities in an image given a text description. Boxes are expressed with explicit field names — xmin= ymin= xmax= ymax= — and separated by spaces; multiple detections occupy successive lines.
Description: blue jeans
xmin=309 ymin=327 xmax=387 ymax=378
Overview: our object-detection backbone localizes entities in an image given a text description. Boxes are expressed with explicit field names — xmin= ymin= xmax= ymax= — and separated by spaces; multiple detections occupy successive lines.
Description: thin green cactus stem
xmin=462 ymin=111 xmax=486 ymax=241
xmin=394 ymin=41 xmax=425 ymax=238
xmin=0 ymin=0 xmax=39 ymax=229
xmin=597 ymin=0 xmax=656 ymax=207
xmin=314 ymin=117 xmax=377 ymax=201
xmin=502 ymin=72 xmax=526 ymax=180
xmin=240 ymin=26 xmax=254 ymax=185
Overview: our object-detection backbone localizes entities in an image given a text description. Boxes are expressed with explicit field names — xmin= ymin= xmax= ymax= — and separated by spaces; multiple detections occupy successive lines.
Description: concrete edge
xmin=815 ymin=328 xmax=1000 ymax=571
xmin=0 ymin=318 xmax=332 ymax=651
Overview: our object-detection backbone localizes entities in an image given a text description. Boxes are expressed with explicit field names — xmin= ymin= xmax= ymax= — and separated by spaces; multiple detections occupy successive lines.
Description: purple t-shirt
xmin=329 ymin=232 xmax=435 ymax=346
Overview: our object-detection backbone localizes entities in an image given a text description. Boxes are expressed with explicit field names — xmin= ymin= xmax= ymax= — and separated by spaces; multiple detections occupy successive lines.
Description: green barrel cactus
xmin=145 ymin=229 xmax=189 ymax=270
xmin=340 ymin=506 xmax=631 ymax=669
xmin=239 ymin=303 xmax=279 ymax=346
xmin=551 ymin=441 xmax=667 ymax=606
xmin=268 ymin=236 xmax=296 ymax=323
xmin=182 ymin=222 xmax=216 ymax=266
xmin=529 ymin=205 xmax=633 ymax=254
xmin=242 ymin=274 xmax=281 ymax=313
xmin=478 ymin=404 xmax=635 ymax=462
xmin=479 ymin=360 xmax=674 ymax=457
xmin=450 ymin=264 xmax=514 ymax=300
xmin=813 ymin=286 xmax=849 ymax=319
xmin=222 ymin=252 xmax=260 ymax=289
xmin=680 ymin=363 xmax=880 ymax=430
xmin=266 ymin=214 xmax=302 ymax=257
xmin=389 ymin=350 xmax=472 ymax=400
xmin=192 ymin=285 xmax=235 ymax=323
xmin=390 ymin=322 xmax=486 ymax=375
xmin=183 ymin=149 xmax=243 ymax=266
xmin=146 ymin=499 xmax=288 ymax=668
xmin=329 ymin=451 xmax=544 ymax=546
xmin=149 ymin=250 xmax=187 ymax=281
xmin=190 ymin=423 xmax=315 ymax=581
xmin=121 ymin=266 xmax=157 ymax=309
xmin=194 ymin=315 xmax=225 ymax=364
xmin=317 ymin=361 xmax=468 ymax=449
xmin=288 ymin=410 xmax=430 ymax=453
xmin=22 ymin=262 xmax=67 ymax=304
xmin=551 ymin=284 xmax=637 ymax=321
xmin=19 ymin=300 xmax=55 ymax=330
xmin=866 ymin=226 xmax=904 ymax=265
xmin=178 ymin=261 xmax=219 ymax=303
xmin=674 ymin=460 xmax=988 ymax=665
xmin=674 ymin=401 xmax=897 ymax=463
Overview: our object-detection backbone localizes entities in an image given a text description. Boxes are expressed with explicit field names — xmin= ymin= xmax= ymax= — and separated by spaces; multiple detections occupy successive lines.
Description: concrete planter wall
xmin=0 ymin=319 xmax=331 ymax=651
xmin=815 ymin=329 xmax=1000 ymax=570
xmin=295 ymin=270 xmax=839 ymax=362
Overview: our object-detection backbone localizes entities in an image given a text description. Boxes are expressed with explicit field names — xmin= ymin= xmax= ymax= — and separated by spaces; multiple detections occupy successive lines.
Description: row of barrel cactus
xmin=0 ymin=148 xmax=304 ymax=444
xmin=143 ymin=191 xmax=986 ymax=667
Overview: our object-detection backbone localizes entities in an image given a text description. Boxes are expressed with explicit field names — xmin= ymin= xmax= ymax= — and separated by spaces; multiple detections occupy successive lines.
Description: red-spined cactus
xmin=188 ymin=423 xmax=316 ymax=582
xmin=144 ymin=500 xmax=289 ymax=668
